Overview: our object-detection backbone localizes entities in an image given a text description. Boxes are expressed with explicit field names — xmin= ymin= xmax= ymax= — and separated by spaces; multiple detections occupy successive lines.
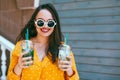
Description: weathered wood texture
xmin=41 ymin=0 xmax=120 ymax=80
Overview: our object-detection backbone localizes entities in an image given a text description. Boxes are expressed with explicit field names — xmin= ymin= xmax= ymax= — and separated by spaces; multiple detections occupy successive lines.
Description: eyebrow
xmin=35 ymin=18 xmax=54 ymax=21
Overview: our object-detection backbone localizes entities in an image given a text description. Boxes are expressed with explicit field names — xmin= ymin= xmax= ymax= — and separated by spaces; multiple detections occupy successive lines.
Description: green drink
xmin=22 ymin=48 xmax=34 ymax=60
xmin=21 ymin=40 xmax=34 ymax=64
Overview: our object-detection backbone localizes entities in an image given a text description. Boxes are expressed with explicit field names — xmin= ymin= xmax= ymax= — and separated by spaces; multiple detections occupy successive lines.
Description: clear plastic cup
xmin=21 ymin=40 xmax=34 ymax=61
xmin=58 ymin=44 xmax=71 ymax=61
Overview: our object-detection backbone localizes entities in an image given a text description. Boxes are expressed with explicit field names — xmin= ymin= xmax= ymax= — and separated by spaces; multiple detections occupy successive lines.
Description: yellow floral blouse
xmin=7 ymin=41 xmax=80 ymax=80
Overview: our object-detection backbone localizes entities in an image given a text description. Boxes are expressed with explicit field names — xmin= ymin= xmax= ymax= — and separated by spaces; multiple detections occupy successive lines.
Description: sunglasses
xmin=34 ymin=18 xmax=56 ymax=28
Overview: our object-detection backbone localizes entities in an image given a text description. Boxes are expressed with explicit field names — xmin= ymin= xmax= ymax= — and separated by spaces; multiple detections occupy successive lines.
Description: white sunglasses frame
xmin=34 ymin=18 xmax=56 ymax=28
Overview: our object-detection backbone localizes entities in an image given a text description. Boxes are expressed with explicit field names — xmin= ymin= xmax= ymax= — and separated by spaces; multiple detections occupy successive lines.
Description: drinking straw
xmin=65 ymin=33 xmax=68 ymax=45
xmin=26 ymin=28 xmax=29 ymax=40
xmin=25 ymin=28 xmax=29 ymax=49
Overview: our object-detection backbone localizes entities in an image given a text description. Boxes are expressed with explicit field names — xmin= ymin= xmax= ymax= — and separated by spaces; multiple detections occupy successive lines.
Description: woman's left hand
xmin=58 ymin=55 xmax=73 ymax=76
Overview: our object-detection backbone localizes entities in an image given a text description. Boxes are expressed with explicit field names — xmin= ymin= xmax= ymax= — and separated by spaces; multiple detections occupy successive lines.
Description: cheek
xmin=50 ymin=28 xmax=54 ymax=33
xmin=36 ymin=27 xmax=40 ymax=33
xmin=48 ymin=28 xmax=54 ymax=36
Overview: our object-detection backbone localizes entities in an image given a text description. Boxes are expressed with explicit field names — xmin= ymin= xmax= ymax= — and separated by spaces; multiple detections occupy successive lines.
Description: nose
xmin=44 ymin=22 xmax=48 ymax=28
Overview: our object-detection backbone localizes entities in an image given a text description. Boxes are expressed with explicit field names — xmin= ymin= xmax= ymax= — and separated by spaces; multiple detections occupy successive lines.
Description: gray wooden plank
xmin=63 ymin=33 xmax=120 ymax=41
xmin=55 ymin=0 xmax=120 ymax=10
xmin=60 ymin=16 xmax=120 ymax=25
xmin=54 ymin=0 xmax=74 ymax=3
xmin=40 ymin=1 xmax=120 ymax=80
xmin=75 ymin=0 xmax=104 ymax=1
xmin=69 ymin=41 xmax=120 ymax=49
xmin=40 ymin=0 xmax=54 ymax=4
xmin=61 ymin=25 xmax=120 ymax=32
xmin=54 ymin=0 xmax=95 ymax=3
xmin=72 ymin=49 xmax=120 ymax=58
xmin=76 ymin=0 xmax=109 ymax=1
xmin=77 ymin=64 xmax=120 ymax=75
xmin=80 ymin=78 xmax=90 ymax=80
xmin=79 ymin=72 xmax=120 ymax=80
xmin=75 ymin=56 xmax=120 ymax=66
xmin=58 ymin=7 xmax=120 ymax=18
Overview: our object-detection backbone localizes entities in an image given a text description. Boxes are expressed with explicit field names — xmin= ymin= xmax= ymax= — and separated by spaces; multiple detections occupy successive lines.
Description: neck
xmin=31 ymin=35 xmax=49 ymax=45
xmin=31 ymin=35 xmax=49 ymax=60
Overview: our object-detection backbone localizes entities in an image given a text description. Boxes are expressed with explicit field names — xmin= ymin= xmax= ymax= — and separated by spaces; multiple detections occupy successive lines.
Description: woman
xmin=7 ymin=3 xmax=79 ymax=80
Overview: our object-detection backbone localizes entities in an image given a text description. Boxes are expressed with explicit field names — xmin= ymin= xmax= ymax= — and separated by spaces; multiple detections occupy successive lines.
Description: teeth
xmin=42 ymin=29 xmax=48 ymax=31
xmin=41 ymin=28 xmax=49 ymax=32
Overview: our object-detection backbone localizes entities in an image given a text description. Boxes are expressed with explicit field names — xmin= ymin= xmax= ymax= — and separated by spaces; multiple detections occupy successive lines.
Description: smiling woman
xmin=7 ymin=3 xmax=79 ymax=80
xmin=35 ymin=9 xmax=55 ymax=37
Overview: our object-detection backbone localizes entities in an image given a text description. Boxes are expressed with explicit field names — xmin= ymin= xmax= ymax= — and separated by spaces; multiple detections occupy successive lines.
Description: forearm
xmin=7 ymin=63 xmax=22 ymax=80
xmin=66 ymin=68 xmax=73 ymax=76
xmin=14 ymin=64 xmax=22 ymax=76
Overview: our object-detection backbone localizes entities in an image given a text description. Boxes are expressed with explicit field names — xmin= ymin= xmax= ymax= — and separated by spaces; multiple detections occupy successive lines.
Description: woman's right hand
xmin=18 ymin=52 xmax=33 ymax=68
xmin=14 ymin=52 xmax=33 ymax=76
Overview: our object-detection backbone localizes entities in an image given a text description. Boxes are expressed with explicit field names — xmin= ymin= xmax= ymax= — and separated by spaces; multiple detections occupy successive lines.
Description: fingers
xmin=22 ymin=56 xmax=32 ymax=62
xmin=20 ymin=52 xmax=28 ymax=58
xmin=59 ymin=60 xmax=71 ymax=65
xmin=22 ymin=60 xmax=33 ymax=68
xmin=66 ymin=55 xmax=72 ymax=61
xmin=18 ymin=52 xmax=33 ymax=69
xmin=58 ymin=59 xmax=72 ymax=72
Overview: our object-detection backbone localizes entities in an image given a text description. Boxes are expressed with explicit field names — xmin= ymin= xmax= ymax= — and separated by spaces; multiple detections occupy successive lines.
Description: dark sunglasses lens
xmin=37 ymin=20 xmax=44 ymax=27
xmin=48 ymin=21 xmax=55 ymax=27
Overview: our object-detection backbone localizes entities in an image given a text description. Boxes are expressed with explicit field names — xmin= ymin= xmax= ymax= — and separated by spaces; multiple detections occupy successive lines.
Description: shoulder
xmin=70 ymin=51 xmax=74 ymax=56
xmin=11 ymin=40 xmax=23 ymax=56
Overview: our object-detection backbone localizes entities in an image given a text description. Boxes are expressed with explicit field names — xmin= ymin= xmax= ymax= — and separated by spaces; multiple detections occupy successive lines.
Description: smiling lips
xmin=40 ymin=28 xmax=50 ymax=33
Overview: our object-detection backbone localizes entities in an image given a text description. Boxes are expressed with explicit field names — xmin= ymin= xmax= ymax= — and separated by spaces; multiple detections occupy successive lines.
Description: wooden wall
xmin=0 ymin=0 xmax=35 ymax=77
xmin=40 ymin=0 xmax=120 ymax=80
xmin=0 ymin=0 xmax=34 ymax=43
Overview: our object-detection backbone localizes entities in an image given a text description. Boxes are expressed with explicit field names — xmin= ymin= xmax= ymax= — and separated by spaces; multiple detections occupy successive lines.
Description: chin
xmin=38 ymin=32 xmax=53 ymax=37
xmin=42 ymin=34 xmax=51 ymax=37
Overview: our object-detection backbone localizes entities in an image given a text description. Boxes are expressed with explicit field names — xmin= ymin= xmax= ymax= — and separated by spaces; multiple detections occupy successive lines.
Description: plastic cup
xmin=58 ymin=44 xmax=71 ymax=61
xmin=21 ymin=40 xmax=34 ymax=61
